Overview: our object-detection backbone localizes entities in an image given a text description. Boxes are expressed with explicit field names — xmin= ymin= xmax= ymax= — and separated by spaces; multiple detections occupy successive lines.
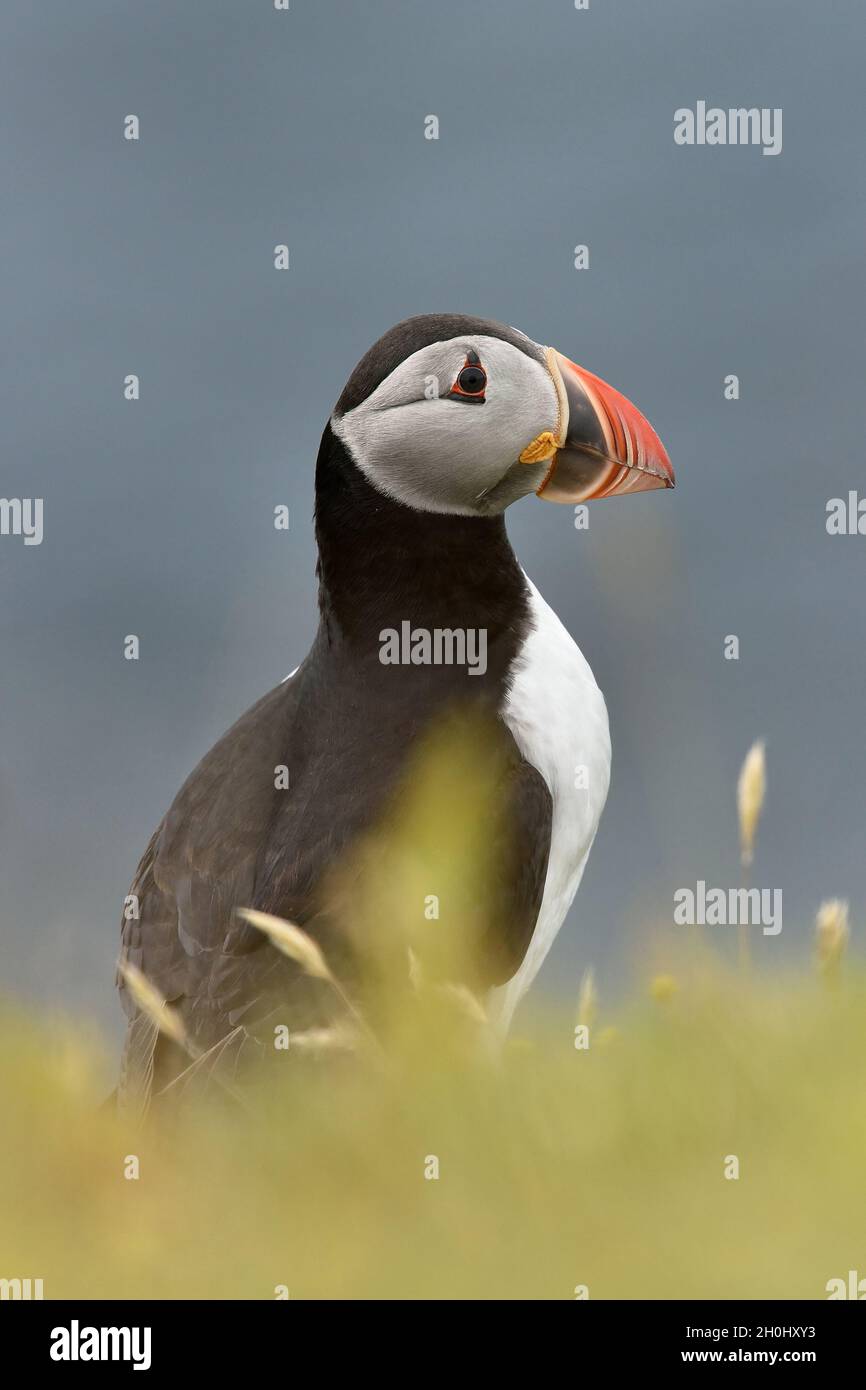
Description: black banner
xmin=3 ymin=1299 xmax=861 ymax=1372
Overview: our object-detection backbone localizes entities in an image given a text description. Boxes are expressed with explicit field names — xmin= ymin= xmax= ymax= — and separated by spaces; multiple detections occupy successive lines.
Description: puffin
xmin=117 ymin=314 xmax=673 ymax=1108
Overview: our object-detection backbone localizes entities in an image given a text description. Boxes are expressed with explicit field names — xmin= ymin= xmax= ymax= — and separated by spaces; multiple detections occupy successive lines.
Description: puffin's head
xmin=330 ymin=314 xmax=674 ymax=517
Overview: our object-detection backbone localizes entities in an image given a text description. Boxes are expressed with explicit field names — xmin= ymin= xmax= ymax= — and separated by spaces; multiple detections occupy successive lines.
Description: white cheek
xmin=332 ymin=338 xmax=559 ymax=515
xmin=340 ymin=403 xmax=492 ymax=514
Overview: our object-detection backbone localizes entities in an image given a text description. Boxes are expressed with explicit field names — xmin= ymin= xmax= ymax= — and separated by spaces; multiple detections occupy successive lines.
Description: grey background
xmin=2 ymin=0 xmax=863 ymax=1037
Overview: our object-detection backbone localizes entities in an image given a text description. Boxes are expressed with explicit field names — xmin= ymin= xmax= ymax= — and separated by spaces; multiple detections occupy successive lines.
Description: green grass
xmin=2 ymin=959 xmax=864 ymax=1300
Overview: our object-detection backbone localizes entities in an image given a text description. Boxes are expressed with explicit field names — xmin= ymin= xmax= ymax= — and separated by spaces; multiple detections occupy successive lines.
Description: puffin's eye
xmin=449 ymin=353 xmax=487 ymax=402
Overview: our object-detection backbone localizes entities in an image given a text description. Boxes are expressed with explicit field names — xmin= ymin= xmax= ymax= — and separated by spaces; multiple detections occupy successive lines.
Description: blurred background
xmin=1 ymin=0 xmax=863 ymax=1039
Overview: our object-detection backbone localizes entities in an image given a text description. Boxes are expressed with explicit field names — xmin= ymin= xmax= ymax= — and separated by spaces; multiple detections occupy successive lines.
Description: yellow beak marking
xmin=518 ymin=431 xmax=560 ymax=465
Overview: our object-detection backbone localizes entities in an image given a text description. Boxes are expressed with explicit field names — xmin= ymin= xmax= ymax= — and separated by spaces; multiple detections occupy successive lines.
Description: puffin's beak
xmin=521 ymin=348 xmax=675 ymax=502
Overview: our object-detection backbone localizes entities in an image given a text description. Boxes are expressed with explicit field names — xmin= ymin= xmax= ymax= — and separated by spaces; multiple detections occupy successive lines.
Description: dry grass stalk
xmin=737 ymin=740 xmax=766 ymax=972
xmin=287 ymin=1026 xmax=358 ymax=1053
xmin=737 ymin=740 xmax=766 ymax=870
xmin=118 ymin=962 xmax=188 ymax=1048
xmin=815 ymin=899 xmax=849 ymax=982
xmin=237 ymin=909 xmax=333 ymax=980
xmin=436 ymin=982 xmax=489 ymax=1025
xmin=237 ymin=908 xmax=384 ymax=1056
xmin=576 ymin=968 xmax=597 ymax=1030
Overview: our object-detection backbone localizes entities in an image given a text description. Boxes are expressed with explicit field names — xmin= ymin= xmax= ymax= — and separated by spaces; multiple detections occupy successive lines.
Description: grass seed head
xmin=238 ymin=908 xmax=333 ymax=981
xmin=815 ymin=899 xmax=849 ymax=976
xmin=737 ymin=739 xmax=766 ymax=868
xmin=576 ymin=968 xmax=598 ymax=1029
xmin=118 ymin=961 xmax=187 ymax=1047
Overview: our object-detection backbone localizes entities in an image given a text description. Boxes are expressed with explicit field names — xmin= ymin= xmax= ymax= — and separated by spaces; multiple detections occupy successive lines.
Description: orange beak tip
xmin=542 ymin=349 xmax=675 ymax=502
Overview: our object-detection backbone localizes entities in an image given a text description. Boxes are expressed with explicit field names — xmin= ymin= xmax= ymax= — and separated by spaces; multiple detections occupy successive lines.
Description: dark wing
xmin=117 ymin=672 xmax=552 ymax=1110
xmin=117 ymin=823 xmax=187 ymax=1108
xmin=117 ymin=679 xmax=320 ymax=1111
xmin=479 ymin=748 xmax=552 ymax=986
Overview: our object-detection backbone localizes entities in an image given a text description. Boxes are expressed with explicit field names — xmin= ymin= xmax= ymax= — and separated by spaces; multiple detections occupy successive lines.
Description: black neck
xmin=313 ymin=425 xmax=529 ymax=656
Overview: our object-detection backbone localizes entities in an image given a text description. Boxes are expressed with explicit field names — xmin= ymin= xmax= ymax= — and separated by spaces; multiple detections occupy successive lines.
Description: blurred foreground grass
xmin=2 ymin=958 xmax=865 ymax=1300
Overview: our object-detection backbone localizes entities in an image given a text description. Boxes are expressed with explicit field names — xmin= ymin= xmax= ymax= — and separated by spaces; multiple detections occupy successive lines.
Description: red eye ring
xmin=450 ymin=356 xmax=487 ymax=401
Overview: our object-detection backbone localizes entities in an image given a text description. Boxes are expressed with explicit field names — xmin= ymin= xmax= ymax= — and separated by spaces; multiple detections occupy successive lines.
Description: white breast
xmin=490 ymin=575 xmax=611 ymax=1032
